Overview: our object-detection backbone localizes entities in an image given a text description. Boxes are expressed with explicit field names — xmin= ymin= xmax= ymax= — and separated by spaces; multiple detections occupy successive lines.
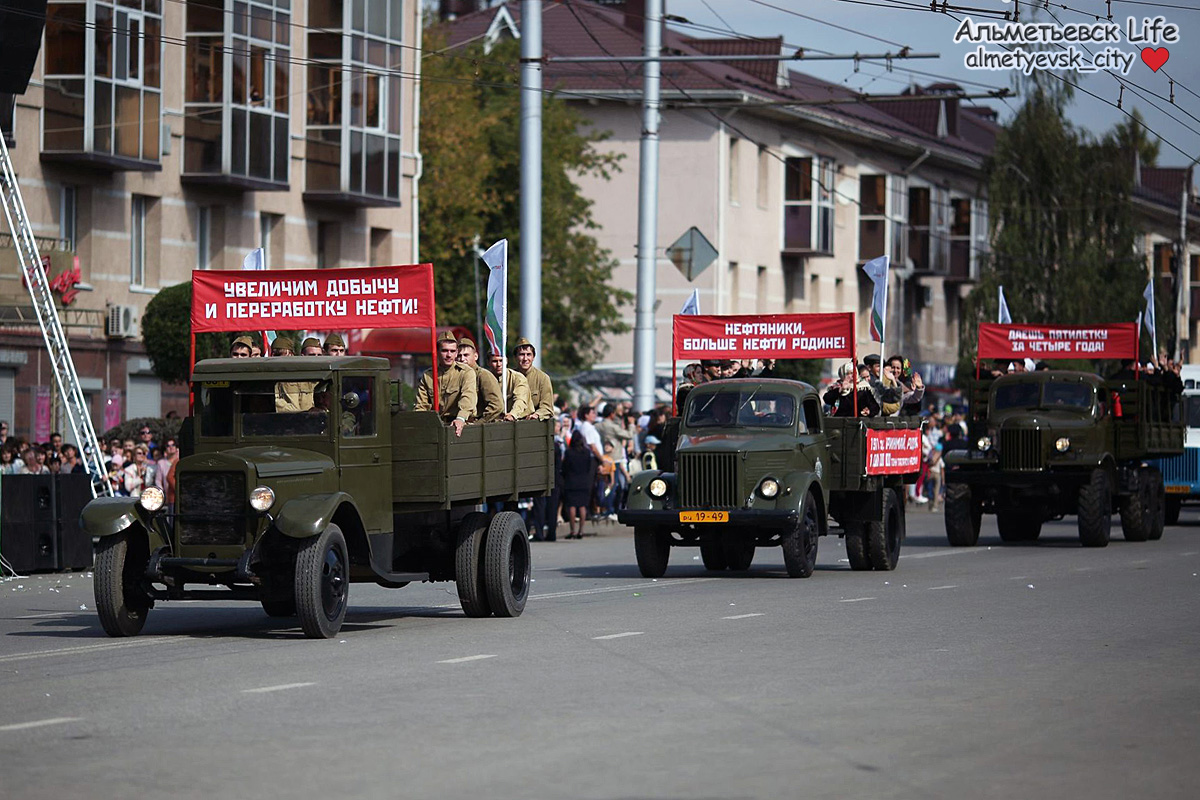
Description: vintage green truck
xmin=618 ymin=378 xmax=921 ymax=578
xmin=944 ymin=370 xmax=1184 ymax=547
xmin=82 ymin=356 xmax=554 ymax=638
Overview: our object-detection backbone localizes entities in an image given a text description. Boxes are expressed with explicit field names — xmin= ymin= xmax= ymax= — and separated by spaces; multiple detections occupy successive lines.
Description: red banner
xmin=978 ymin=323 xmax=1138 ymax=361
xmin=190 ymin=264 xmax=436 ymax=333
xmin=865 ymin=428 xmax=922 ymax=475
xmin=673 ymin=313 xmax=855 ymax=360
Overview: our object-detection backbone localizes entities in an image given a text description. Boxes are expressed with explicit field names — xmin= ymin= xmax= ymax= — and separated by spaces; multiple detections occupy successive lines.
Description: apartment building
xmin=0 ymin=0 xmax=423 ymax=440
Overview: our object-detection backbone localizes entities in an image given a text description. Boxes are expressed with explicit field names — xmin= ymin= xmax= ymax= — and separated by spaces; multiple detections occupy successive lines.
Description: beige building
xmin=1 ymin=0 xmax=423 ymax=440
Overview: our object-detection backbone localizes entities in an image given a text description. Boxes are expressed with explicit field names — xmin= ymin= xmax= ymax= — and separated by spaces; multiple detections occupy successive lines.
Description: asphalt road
xmin=1 ymin=507 xmax=1198 ymax=800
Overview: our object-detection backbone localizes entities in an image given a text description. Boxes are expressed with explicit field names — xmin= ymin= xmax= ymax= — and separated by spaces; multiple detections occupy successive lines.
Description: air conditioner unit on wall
xmin=106 ymin=304 xmax=139 ymax=339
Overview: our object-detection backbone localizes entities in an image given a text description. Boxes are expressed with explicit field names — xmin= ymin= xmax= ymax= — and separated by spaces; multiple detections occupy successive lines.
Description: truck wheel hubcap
xmin=322 ymin=547 xmax=347 ymax=620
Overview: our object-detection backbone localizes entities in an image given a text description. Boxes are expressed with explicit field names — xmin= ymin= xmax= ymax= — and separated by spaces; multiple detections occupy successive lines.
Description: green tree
xmin=142 ymin=282 xmax=233 ymax=384
xmin=420 ymin=31 xmax=631 ymax=375
xmin=1106 ymin=108 xmax=1160 ymax=169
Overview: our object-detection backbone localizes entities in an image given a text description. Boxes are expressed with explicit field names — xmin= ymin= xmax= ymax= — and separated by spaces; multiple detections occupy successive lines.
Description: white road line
xmin=0 ymin=717 xmax=83 ymax=733
xmin=14 ymin=612 xmax=74 ymax=619
xmin=1008 ymin=576 xmax=1029 ymax=580
xmin=532 ymin=578 xmax=717 ymax=600
xmin=907 ymin=549 xmax=989 ymax=559
xmin=1181 ymin=551 xmax=1197 ymax=556
xmin=840 ymin=597 xmax=876 ymax=603
xmin=241 ymin=682 xmax=316 ymax=694
xmin=723 ymin=613 xmax=765 ymax=620
xmin=438 ymin=654 xmax=497 ymax=664
xmin=0 ymin=638 xmax=170 ymax=664
xmin=927 ymin=585 xmax=959 ymax=591
xmin=1130 ymin=559 xmax=1151 ymax=565
xmin=592 ymin=632 xmax=645 ymax=640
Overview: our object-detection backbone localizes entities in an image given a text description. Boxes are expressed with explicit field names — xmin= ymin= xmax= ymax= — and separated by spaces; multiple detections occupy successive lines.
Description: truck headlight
xmin=759 ymin=478 xmax=780 ymax=499
xmin=139 ymin=486 xmax=165 ymax=512
xmin=249 ymin=486 xmax=276 ymax=513
xmin=976 ymin=436 xmax=992 ymax=451
xmin=1055 ymin=437 xmax=1070 ymax=452
xmin=648 ymin=478 xmax=668 ymax=498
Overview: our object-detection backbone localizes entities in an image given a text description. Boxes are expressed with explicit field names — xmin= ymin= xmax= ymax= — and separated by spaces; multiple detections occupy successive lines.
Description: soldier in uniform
xmin=270 ymin=336 xmax=295 ymax=357
xmin=415 ymin=331 xmax=477 ymax=436
xmin=457 ymin=338 xmax=503 ymax=422
xmin=488 ymin=352 xmax=531 ymax=421
xmin=324 ymin=334 xmax=347 ymax=356
xmin=229 ymin=336 xmax=253 ymax=359
xmin=300 ymin=337 xmax=324 ymax=356
xmin=512 ymin=337 xmax=555 ymax=420
xmin=270 ymin=337 xmax=314 ymax=412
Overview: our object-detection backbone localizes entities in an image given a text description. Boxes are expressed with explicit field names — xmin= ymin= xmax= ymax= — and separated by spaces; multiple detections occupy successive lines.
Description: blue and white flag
xmin=998 ymin=285 xmax=1012 ymax=324
xmin=1143 ymin=278 xmax=1157 ymax=359
xmin=861 ymin=255 xmax=889 ymax=343
xmin=481 ymin=239 xmax=508 ymax=360
xmin=242 ymin=247 xmax=265 ymax=271
xmin=680 ymin=288 xmax=700 ymax=316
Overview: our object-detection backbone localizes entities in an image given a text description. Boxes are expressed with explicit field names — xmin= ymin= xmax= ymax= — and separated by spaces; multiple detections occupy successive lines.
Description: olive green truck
xmin=618 ymin=378 xmax=920 ymax=578
xmin=82 ymin=356 xmax=553 ymax=638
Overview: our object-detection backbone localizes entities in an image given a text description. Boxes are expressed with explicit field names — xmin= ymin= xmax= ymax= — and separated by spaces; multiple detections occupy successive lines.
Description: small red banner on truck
xmin=865 ymin=428 xmax=922 ymax=475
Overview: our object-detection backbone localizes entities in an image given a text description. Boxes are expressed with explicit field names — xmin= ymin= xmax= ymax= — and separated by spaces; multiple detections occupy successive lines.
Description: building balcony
xmin=302 ymin=127 xmax=402 ymax=208
xmin=181 ymin=105 xmax=290 ymax=192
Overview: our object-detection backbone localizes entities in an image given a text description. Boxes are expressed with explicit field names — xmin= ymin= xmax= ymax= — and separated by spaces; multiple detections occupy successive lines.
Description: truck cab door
xmin=338 ymin=373 xmax=391 ymax=535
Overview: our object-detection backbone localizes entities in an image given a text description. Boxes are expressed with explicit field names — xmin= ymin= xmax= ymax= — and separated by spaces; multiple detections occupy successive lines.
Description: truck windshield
xmin=198 ymin=380 xmax=329 ymax=437
xmin=686 ymin=390 xmax=795 ymax=428
xmin=993 ymin=380 xmax=1094 ymax=411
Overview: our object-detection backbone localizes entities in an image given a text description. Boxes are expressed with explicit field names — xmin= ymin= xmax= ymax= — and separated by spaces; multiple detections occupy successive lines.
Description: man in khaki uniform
xmin=488 ymin=352 xmax=531 ymax=421
xmin=270 ymin=337 xmax=315 ymax=412
xmin=300 ymin=337 xmax=324 ymax=356
xmin=324 ymin=334 xmax=347 ymax=356
xmin=415 ymin=331 xmax=476 ymax=436
xmin=513 ymin=337 xmax=554 ymax=420
xmin=457 ymin=338 xmax=503 ymax=422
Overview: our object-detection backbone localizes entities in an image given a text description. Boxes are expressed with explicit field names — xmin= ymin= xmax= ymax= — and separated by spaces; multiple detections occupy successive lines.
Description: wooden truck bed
xmin=823 ymin=416 xmax=923 ymax=492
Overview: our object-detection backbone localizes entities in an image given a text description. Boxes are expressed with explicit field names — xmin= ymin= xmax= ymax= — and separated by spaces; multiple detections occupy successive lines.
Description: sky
xmin=666 ymin=0 xmax=1200 ymax=167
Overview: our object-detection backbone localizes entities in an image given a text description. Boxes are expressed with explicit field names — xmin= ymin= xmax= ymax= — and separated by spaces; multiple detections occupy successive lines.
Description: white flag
xmin=1143 ymin=278 xmax=1157 ymax=359
xmin=861 ymin=255 xmax=889 ymax=343
xmin=998 ymin=285 xmax=1012 ymax=324
xmin=680 ymin=288 xmax=700 ymax=316
xmin=481 ymin=239 xmax=508 ymax=359
xmin=243 ymin=247 xmax=265 ymax=271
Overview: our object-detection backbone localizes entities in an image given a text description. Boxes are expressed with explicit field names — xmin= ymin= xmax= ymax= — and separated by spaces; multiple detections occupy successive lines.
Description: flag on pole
xmin=998 ymin=285 xmax=1012 ymax=324
xmin=861 ymin=255 xmax=889 ymax=343
xmin=1143 ymin=278 xmax=1157 ymax=358
xmin=481 ymin=239 xmax=508 ymax=359
xmin=680 ymin=288 xmax=700 ymax=316
xmin=242 ymin=248 xmax=265 ymax=271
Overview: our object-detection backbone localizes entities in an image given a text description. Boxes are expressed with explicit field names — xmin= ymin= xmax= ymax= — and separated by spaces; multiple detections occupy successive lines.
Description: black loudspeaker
xmin=1 ymin=474 xmax=59 ymax=573
xmin=0 ymin=1 xmax=47 ymax=95
xmin=56 ymin=473 xmax=94 ymax=570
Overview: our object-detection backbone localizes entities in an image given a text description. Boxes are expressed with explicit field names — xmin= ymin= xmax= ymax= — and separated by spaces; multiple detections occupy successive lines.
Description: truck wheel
xmin=723 ymin=539 xmax=755 ymax=571
xmin=1077 ymin=469 xmax=1112 ymax=548
xmin=781 ymin=492 xmax=819 ymax=578
xmin=1118 ymin=469 xmax=1151 ymax=542
xmin=260 ymin=598 xmax=296 ymax=617
xmin=944 ymin=484 xmax=982 ymax=547
xmin=867 ymin=488 xmax=903 ymax=571
xmin=634 ymin=526 xmax=671 ymax=578
xmin=94 ymin=531 xmax=152 ymax=637
xmin=843 ymin=521 xmax=872 ymax=571
xmin=1165 ymin=496 xmax=1182 ymax=526
xmin=700 ymin=540 xmax=728 ymax=571
xmin=294 ymin=524 xmax=349 ymax=639
xmin=997 ymin=511 xmax=1042 ymax=543
xmin=455 ymin=512 xmax=492 ymax=618
xmin=1147 ymin=468 xmax=1165 ymax=541
xmin=484 ymin=511 xmax=531 ymax=618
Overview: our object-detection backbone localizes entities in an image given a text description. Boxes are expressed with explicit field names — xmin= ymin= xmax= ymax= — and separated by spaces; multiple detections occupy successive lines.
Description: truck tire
xmin=634 ymin=526 xmax=671 ymax=578
xmin=867 ymin=488 xmax=903 ymax=571
xmin=94 ymin=531 xmax=152 ymax=638
xmin=483 ymin=511 xmax=531 ymax=618
xmin=1119 ymin=469 xmax=1151 ymax=542
xmin=260 ymin=598 xmax=296 ymax=617
xmin=294 ymin=524 xmax=349 ymax=639
xmin=700 ymin=541 xmax=728 ymax=571
xmin=997 ymin=511 xmax=1042 ymax=543
xmin=944 ymin=484 xmax=982 ymax=547
xmin=1147 ymin=468 xmax=1165 ymax=541
xmin=843 ymin=521 xmax=872 ymax=571
xmin=1077 ymin=469 xmax=1112 ymax=548
xmin=455 ymin=511 xmax=492 ymax=618
xmin=1165 ymin=496 xmax=1182 ymax=526
xmin=723 ymin=539 xmax=755 ymax=571
xmin=781 ymin=491 xmax=819 ymax=578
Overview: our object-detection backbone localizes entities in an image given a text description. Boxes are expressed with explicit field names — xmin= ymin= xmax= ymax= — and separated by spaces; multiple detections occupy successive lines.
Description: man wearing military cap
xmin=269 ymin=336 xmax=314 ymax=412
xmin=488 ymin=352 xmax=531 ymax=421
xmin=271 ymin=336 xmax=295 ymax=357
xmin=415 ymin=331 xmax=477 ymax=436
xmin=300 ymin=337 xmax=324 ymax=356
xmin=457 ymin=338 xmax=503 ymax=422
xmin=324 ymin=334 xmax=347 ymax=356
xmin=512 ymin=337 xmax=554 ymax=420
xmin=229 ymin=336 xmax=254 ymax=359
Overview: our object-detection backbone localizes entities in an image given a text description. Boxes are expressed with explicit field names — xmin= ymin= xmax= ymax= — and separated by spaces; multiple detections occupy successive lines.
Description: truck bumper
xmin=617 ymin=509 xmax=799 ymax=530
xmin=945 ymin=467 xmax=1091 ymax=489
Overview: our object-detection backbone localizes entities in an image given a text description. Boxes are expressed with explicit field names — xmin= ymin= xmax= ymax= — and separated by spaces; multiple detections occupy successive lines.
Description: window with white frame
xmin=783 ymin=155 xmax=834 ymax=255
xmin=971 ymin=197 xmax=989 ymax=279
xmin=858 ymin=174 xmax=888 ymax=262
xmin=60 ymin=186 xmax=77 ymax=251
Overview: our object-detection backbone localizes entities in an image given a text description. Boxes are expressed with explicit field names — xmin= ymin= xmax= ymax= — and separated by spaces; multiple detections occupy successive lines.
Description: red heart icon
xmin=1141 ymin=47 xmax=1169 ymax=72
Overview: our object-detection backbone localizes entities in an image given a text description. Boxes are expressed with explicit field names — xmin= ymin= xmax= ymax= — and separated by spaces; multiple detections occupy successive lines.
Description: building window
xmin=782 ymin=255 xmax=804 ymax=309
xmin=131 ymin=195 xmax=146 ymax=286
xmin=1191 ymin=253 xmax=1200 ymax=283
xmin=783 ymin=156 xmax=834 ymax=254
xmin=949 ymin=197 xmax=972 ymax=278
xmin=859 ymin=174 xmax=888 ymax=262
xmin=43 ymin=0 xmax=162 ymax=164
xmin=197 ymin=205 xmax=211 ymax=269
xmin=729 ymin=260 xmax=739 ymax=313
xmin=184 ymin=0 xmax=290 ymax=185
xmin=60 ymin=186 xmax=77 ymax=251
xmin=306 ymin=0 xmax=405 ymax=202
xmin=1153 ymin=243 xmax=1174 ymax=278
xmin=728 ymin=137 xmax=740 ymax=206
xmin=0 ymin=93 xmax=14 ymax=146
xmin=756 ymin=266 xmax=767 ymax=313
xmin=260 ymin=211 xmax=281 ymax=265
xmin=757 ymin=145 xmax=770 ymax=208
xmin=317 ymin=221 xmax=339 ymax=268
xmin=370 ymin=227 xmax=392 ymax=265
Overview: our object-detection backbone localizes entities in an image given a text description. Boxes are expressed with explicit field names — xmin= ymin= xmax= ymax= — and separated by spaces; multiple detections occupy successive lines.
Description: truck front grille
xmin=1158 ymin=449 xmax=1199 ymax=487
xmin=176 ymin=471 xmax=248 ymax=546
xmin=678 ymin=452 xmax=740 ymax=509
xmin=1000 ymin=429 xmax=1043 ymax=471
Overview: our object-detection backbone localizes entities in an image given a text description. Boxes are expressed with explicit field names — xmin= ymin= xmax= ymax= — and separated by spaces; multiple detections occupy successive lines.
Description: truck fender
xmin=80 ymin=497 xmax=169 ymax=551
xmin=625 ymin=470 xmax=672 ymax=511
xmin=274 ymin=492 xmax=360 ymax=540
xmin=779 ymin=471 xmax=827 ymax=530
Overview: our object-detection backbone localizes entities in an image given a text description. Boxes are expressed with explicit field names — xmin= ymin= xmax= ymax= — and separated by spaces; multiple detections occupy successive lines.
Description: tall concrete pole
xmin=633 ymin=0 xmax=662 ymax=411
xmin=520 ymin=0 xmax=543 ymax=366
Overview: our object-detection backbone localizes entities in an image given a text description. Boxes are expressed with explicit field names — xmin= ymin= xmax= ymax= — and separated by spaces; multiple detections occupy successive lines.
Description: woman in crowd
xmin=0 ymin=445 xmax=22 ymax=475
xmin=123 ymin=444 xmax=155 ymax=498
xmin=823 ymin=361 xmax=879 ymax=417
xmin=561 ymin=431 xmax=593 ymax=540
xmin=19 ymin=446 xmax=49 ymax=475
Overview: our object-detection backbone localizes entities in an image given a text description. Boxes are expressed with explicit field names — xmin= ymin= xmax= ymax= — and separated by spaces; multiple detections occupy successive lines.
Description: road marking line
xmin=1182 ymin=551 xmax=1197 ymax=556
xmin=723 ymin=613 xmax=764 ymax=620
xmin=0 ymin=638 xmax=170 ymax=664
xmin=1008 ymin=576 xmax=1029 ymax=580
xmin=592 ymin=632 xmax=645 ymax=640
xmin=438 ymin=654 xmax=497 ymax=664
xmin=1130 ymin=559 xmax=1151 ymax=565
xmin=240 ymin=682 xmax=315 ymax=694
xmin=840 ymin=597 xmax=876 ymax=603
xmin=907 ymin=549 xmax=989 ymax=559
xmin=533 ymin=578 xmax=717 ymax=600
xmin=14 ymin=612 xmax=75 ymax=619
xmin=927 ymin=585 xmax=958 ymax=591
xmin=0 ymin=717 xmax=83 ymax=733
